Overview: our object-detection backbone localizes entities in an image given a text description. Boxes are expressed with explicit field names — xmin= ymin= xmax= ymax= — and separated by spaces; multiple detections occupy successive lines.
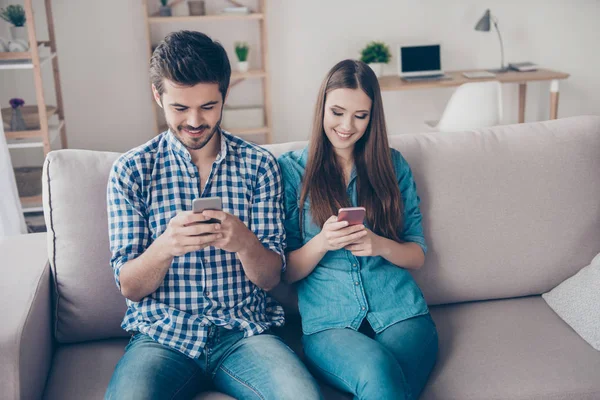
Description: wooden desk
xmin=378 ymin=69 xmax=570 ymax=123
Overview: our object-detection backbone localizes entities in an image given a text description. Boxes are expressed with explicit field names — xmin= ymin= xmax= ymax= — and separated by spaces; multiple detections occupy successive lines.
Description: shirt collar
xmin=166 ymin=128 xmax=229 ymax=164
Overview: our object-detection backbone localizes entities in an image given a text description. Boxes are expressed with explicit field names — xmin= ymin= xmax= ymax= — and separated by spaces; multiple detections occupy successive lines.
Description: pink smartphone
xmin=338 ymin=207 xmax=366 ymax=226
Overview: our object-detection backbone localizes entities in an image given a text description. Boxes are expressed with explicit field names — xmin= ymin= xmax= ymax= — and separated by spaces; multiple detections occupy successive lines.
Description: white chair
xmin=426 ymin=81 xmax=503 ymax=132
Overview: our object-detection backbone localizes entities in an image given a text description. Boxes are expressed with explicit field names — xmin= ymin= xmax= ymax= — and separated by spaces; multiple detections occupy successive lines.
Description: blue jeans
xmin=302 ymin=314 xmax=438 ymax=400
xmin=105 ymin=326 xmax=322 ymax=400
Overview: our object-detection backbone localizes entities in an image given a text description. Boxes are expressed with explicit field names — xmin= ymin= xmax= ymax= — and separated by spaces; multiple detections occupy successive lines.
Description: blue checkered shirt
xmin=107 ymin=129 xmax=286 ymax=358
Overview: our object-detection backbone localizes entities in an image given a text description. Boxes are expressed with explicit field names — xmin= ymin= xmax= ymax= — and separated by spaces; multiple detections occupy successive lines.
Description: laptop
xmin=398 ymin=44 xmax=450 ymax=82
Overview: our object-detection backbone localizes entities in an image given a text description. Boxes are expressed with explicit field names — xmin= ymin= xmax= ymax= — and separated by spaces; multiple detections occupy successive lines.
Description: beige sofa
xmin=2 ymin=116 xmax=600 ymax=400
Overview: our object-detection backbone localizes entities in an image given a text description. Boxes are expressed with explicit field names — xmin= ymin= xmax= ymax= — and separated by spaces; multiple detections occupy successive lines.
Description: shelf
xmin=21 ymin=195 xmax=43 ymax=212
xmin=2 ymin=105 xmax=58 ymax=130
xmin=0 ymin=42 xmax=51 ymax=61
xmin=149 ymin=13 xmax=263 ymax=23
xmin=22 ymin=205 xmax=44 ymax=214
xmin=0 ymin=52 xmax=31 ymax=61
xmin=6 ymin=120 xmax=64 ymax=149
xmin=0 ymin=52 xmax=57 ymax=70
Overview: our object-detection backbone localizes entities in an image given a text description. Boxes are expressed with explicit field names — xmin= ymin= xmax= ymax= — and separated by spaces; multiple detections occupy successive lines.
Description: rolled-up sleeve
xmin=107 ymin=158 xmax=150 ymax=289
xmin=277 ymin=154 xmax=303 ymax=253
xmin=394 ymin=151 xmax=428 ymax=255
xmin=252 ymin=153 xmax=287 ymax=272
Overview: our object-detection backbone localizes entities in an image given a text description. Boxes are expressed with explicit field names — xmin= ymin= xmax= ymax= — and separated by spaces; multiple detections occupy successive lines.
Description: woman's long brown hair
xmin=299 ymin=59 xmax=403 ymax=241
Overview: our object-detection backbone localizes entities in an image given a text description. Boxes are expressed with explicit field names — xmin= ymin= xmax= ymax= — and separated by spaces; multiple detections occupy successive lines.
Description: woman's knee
xmin=353 ymin=349 xmax=410 ymax=399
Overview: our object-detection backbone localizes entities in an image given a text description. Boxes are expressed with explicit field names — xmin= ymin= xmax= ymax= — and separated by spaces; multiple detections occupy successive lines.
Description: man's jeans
xmin=105 ymin=325 xmax=322 ymax=400
xmin=302 ymin=313 xmax=438 ymax=400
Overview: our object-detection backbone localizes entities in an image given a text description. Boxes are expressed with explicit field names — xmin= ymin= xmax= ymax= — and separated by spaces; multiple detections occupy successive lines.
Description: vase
xmin=10 ymin=108 xmax=27 ymax=131
xmin=237 ymin=61 xmax=249 ymax=72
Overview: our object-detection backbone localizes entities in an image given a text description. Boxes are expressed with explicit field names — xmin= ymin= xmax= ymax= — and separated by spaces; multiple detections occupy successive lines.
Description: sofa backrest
xmin=43 ymin=116 xmax=600 ymax=343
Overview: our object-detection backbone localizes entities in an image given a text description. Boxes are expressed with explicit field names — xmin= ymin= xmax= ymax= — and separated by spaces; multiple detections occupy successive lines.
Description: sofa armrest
xmin=0 ymin=233 xmax=53 ymax=400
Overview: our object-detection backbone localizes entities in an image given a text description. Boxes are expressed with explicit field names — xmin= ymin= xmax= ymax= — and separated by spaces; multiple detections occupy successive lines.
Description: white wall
xmin=1 ymin=0 xmax=598 ymax=161
xmin=269 ymin=0 xmax=600 ymax=142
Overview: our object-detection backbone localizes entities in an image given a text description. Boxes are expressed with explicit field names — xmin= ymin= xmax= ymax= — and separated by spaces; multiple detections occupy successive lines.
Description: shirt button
xmin=361 ymin=307 xmax=366 ymax=311
xmin=352 ymin=263 xmax=357 ymax=268
xmin=355 ymin=281 xmax=359 ymax=286
xmin=190 ymin=173 xmax=196 ymax=178
xmin=205 ymin=291 xmax=210 ymax=296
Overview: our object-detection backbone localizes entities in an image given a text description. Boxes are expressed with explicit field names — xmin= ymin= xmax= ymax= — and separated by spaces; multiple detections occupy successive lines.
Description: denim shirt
xmin=278 ymin=147 xmax=429 ymax=335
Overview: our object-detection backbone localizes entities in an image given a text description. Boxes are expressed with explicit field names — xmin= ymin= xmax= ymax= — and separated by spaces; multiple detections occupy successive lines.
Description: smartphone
xmin=192 ymin=197 xmax=222 ymax=224
xmin=337 ymin=207 xmax=366 ymax=226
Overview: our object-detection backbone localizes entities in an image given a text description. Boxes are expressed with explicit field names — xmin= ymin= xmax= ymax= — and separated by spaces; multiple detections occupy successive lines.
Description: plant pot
xmin=368 ymin=63 xmax=383 ymax=78
xmin=9 ymin=26 xmax=28 ymax=48
xmin=188 ymin=0 xmax=205 ymax=16
xmin=237 ymin=61 xmax=249 ymax=72
xmin=159 ymin=6 xmax=172 ymax=16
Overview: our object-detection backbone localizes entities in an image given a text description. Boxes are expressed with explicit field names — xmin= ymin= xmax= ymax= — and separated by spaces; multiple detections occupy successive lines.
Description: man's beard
xmin=168 ymin=119 xmax=221 ymax=151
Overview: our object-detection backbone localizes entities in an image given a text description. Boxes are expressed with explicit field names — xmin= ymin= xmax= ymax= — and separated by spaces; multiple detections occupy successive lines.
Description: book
xmin=508 ymin=62 xmax=538 ymax=72
xmin=220 ymin=6 xmax=250 ymax=15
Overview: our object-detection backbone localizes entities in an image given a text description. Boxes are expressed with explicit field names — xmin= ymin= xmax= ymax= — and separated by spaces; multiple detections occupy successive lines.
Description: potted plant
xmin=234 ymin=42 xmax=249 ymax=72
xmin=9 ymin=98 xmax=27 ymax=131
xmin=0 ymin=5 xmax=27 ymax=44
xmin=159 ymin=0 xmax=171 ymax=17
xmin=360 ymin=41 xmax=391 ymax=78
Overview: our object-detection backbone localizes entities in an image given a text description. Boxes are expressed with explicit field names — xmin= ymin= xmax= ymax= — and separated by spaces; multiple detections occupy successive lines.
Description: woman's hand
xmin=316 ymin=216 xmax=367 ymax=252
xmin=344 ymin=228 xmax=384 ymax=257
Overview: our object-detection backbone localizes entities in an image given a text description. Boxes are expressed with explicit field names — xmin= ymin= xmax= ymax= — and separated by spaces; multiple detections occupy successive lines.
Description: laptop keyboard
xmin=402 ymin=74 xmax=450 ymax=82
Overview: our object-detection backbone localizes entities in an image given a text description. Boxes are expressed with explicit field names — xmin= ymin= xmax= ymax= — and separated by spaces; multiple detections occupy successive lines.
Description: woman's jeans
xmin=302 ymin=313 xmax=438 ymax=400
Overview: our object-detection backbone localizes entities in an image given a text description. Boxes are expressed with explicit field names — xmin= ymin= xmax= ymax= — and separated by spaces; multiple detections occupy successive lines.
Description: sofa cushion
xmin=43 ymin=150 xmax=127 ymax=343
xmin=542 ymin=252 xmax=600 ymax=351
xmin=42 ymin=297 xmax=600 ymax=400
xmin=422 ymin=296 xmax=600 ymax=400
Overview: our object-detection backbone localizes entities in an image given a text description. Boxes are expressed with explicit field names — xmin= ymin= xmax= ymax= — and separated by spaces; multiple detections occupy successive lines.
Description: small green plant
xmin=360 ymin=41 xmax=391 ymax=64
xmin=160 ymin=0 xmax=169 ymax=6
xmin=235 ymin=42 xmax=249 ymax=62
xmin=0 ymin=4 xmax=26 ymax=27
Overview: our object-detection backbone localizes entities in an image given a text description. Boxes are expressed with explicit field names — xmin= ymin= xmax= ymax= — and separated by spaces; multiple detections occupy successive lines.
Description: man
xmin=105 ymin=30 xmax=321 ymax=400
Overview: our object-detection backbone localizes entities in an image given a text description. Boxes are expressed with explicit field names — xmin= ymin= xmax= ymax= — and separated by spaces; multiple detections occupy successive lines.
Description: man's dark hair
xmin=150 ymin=30 xmax=231 ymax=101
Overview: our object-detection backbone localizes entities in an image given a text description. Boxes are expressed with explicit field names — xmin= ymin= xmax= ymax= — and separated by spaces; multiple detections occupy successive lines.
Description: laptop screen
xmin=400 ymin=45 xmax=441 ymax=73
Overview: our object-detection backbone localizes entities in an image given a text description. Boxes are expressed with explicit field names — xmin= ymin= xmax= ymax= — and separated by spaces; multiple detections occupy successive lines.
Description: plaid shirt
xmin=107 ymin=129 xmax=286 ymax=358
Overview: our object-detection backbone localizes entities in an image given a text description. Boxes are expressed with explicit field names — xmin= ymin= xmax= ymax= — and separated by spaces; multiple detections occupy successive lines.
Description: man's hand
xmin=316 ymin=216 xmax=367 ymax=252
xmin=344 ymin=227 xmax=384 ymax=257
xmin=201 ymin=210 xmax=257 ymax=254
xmin=158 ymin=211 xmax=223 ymax=258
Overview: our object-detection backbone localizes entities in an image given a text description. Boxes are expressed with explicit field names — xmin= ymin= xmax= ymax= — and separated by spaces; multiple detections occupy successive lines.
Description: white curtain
xmin=0 ymin=122 xmax=27 ymax=236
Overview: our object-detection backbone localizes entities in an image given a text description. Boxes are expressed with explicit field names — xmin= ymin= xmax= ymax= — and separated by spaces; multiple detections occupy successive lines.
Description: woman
xmin=278 ymin=59 xmax=438 ymax=400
